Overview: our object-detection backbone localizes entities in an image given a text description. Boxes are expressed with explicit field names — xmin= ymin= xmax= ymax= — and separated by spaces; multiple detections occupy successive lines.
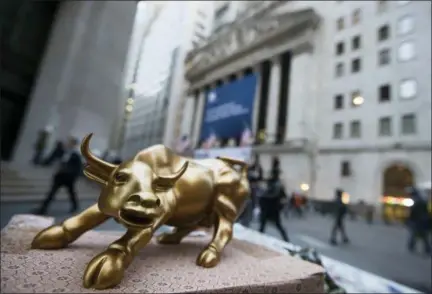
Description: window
xmin=377 ymin=1 xmax=388 ymax=13
xmin=341 ymin=161 xmax=351 ymax=177
xmin=379 ymin=84 xmax=391 ymax=102
xmin=400 ymin=79 xmax=417 ymax=99
xmin=378 ymin=48 xmax=391 ymax=66
xmin=336 ymin=42 xmax=344 ymax=56
xmin=333 ymin=123 xmax=343 ymax=139
xmin=352 ymin=35 xmax=361 ymax=50
xmin=378 ymin=25 xmax=390 ymax=41
xmin=351 ymin=58 xmax=361 ymax=73
xmin=350 ymin=121 xmax=361 ymax=138
xmin=379 ymin=117 xmax=392 ymax=136
xmin=351 ymin=90 xmax=364 ymax=107
xmin=398 ymin=15 xmax=414 ymax=36
xmin=334 ymin=94 xmax=344 ymax=109
xmin=337 ymin=17 xmax=344 ymax=31
xmin=352 ymin=9 xmax=361 ymax=25
xmin=398 ymin=41 xmax=415 ymax=61
xmin=335 ymin=62 xmax=344 ymax=77
xmin=402 ymin=114 xmax=416 ymax=134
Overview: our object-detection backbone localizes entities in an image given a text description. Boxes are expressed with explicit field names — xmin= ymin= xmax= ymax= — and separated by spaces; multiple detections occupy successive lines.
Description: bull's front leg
xmin=31 ymin=204 xmax=110 ymax=249
xmin=83 ymin=228 xmax=152 ymax=289
xmin=196 ymin=194 xmax=237 ymax=268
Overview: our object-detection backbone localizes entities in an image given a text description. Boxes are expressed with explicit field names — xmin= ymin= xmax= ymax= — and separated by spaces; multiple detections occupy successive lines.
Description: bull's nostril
xmin=128 ymin=195 xmax=142 ymax=204
xmin=156 ymin=199 xmax=161 ymax=206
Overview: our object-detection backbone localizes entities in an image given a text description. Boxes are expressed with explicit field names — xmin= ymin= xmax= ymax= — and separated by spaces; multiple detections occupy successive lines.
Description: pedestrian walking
xmin=238 ymin=154 xmax=263 ymax=227
xmin=406 ymin=186 xmax=431 ymax=254
xmin=42 ymin=140 xmax=65 ymax=166
xmin=329 ymin=188 xmax=350 ymax=245
xmin=258 ymin=174 xmax=290 ymax=242
xmin=32 ymin=130 xmax=49 ymax=165
xmin=34 ymin=136 xmax=82 ymax=215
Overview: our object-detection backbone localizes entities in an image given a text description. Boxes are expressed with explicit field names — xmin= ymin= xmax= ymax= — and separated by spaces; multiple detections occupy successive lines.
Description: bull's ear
xmin=83 ymin=165 xmax=109 ymax=185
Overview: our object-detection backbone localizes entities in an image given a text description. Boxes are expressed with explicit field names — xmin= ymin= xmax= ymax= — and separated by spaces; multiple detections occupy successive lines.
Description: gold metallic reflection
xmin=31 ymin=133 xmax=250 ymax=289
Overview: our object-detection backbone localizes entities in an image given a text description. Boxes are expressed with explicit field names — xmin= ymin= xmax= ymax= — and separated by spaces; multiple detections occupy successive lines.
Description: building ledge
xmin=252 ymin=142 xmax=432 ymax=154
xmin=184 ymin=8 xmax=320 ymax=83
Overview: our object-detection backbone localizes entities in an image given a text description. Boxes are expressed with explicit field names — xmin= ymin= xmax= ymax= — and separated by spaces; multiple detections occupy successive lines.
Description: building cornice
xmin=252 ymin=142 xmax=432 ymax=154
xmin=185 ymin=8 xmax=320 ymax=83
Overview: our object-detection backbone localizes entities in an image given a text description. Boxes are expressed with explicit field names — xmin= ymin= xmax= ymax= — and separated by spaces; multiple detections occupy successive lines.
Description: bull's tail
xmin=217 ymin=156 xmax=248 ymax=178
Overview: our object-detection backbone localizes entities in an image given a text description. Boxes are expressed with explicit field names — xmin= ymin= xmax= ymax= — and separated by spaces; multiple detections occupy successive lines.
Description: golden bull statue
xmin=31 ymin=133 xmax=250 ymax=290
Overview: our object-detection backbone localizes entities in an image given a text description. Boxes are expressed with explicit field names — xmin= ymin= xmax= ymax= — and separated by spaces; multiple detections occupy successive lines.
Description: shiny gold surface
xmin=31 ymin=133 xmax=250 ymax=290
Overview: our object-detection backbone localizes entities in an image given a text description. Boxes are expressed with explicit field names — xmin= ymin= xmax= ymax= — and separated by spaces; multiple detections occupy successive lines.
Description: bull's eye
xmin=113 ymin=172 xmax=129 ymax=184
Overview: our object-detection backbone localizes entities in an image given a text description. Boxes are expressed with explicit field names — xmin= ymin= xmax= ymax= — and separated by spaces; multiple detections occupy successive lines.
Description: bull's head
xmin=81 ymin=134 xmax=188 ymax=229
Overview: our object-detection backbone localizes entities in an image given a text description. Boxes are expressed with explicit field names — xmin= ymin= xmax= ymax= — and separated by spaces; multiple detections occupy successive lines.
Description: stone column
xmin=285 ymin=50 xmax=313 ymax=141
xmin=180 ymin=96 xmax=195 ymax=140
xmin=12 ymin=1 xmax=137 ymax=164
xmin=252 ymin=64 xmax=262 ymax=137
xmin=191 ymin=90 xmax=206 ymax=148
xmin=265 ymin=55 xmax=282 ymax=143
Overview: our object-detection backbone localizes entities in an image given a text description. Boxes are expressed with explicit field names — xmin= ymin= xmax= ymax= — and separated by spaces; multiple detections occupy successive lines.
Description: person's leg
xmin=339 ymin=217 xmax=350 ymax=243
xmin=273 ymin=214 xmax=289 ymax=242
xmin=259 ymin=209 xmax=268 ymax=233
xmin=418 ymin=230 xmax=431 ymax=254
xmin=407 ymin=228 xmax=417 ymax=252
xmin=65 ymin=180 xmax=79 ymax=213
xmin=37 ymin=176 xmax=62 ymax=214
xmin=330 ymin=218 xmax=340 ymax=244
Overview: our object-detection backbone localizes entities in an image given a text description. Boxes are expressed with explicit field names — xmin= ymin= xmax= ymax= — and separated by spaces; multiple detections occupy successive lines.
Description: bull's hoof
xmin=156 ymin=233 xmax=182 ymax=245
xmin=31 ymin=225 xmax=69 ymax=249
xmin=83 ymin=249 xmax=126 ymax=289
xmin=196 ymin=246 xmax=220 ymax=268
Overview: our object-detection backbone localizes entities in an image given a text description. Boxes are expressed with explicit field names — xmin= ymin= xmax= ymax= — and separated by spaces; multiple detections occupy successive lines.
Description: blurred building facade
xmin=2 ymin=1 xmax=136 ymax=163
xmin=178 ymin=1 xmax=431 ymax=205
xmin=121 ymin=1 xmax=214 ymax=158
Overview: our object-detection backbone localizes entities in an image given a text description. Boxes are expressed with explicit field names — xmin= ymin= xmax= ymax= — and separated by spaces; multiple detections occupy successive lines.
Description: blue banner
xmin=199 ymin=73 xmax=257 ymax=149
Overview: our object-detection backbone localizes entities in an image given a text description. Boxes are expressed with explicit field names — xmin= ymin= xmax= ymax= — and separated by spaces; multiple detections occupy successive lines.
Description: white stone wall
xmin=12 ymin=1 xmax=137 ymax=163
xmin=316 ymin=150 xmax=432 ymax=204
xmin=176 ymin=1 xmax=431 ymax=206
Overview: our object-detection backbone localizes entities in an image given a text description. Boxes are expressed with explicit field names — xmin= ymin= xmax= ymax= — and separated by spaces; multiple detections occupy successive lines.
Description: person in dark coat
xmin=406 ymin=187 xmax=431 ymax=254
xmin=329 ymin=189 xmax=350 ymax=245
xmin=42 ymin=140 xmax=65 ymax=166
xmin=258 ymin=174 xmax=290 ymax=242
xmin=238 ymin=154 xmax=263 ymax=227
xmin=270 ymin=156 xmax=282 ymax=180
xmin=32 ymin=130 xmax=49 ymax=165
xmin=35 ymin=136 xmax=83 ymax=214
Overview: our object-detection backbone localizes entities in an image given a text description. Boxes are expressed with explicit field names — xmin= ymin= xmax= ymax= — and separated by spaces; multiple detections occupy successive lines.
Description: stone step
xmin=0 ymin=193 xmax=98 ymax=202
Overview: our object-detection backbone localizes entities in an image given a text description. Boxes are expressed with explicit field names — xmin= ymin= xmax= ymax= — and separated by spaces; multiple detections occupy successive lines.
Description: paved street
xmin=1 ymin=165 xmax=430 ymax=293
xmin=1 ymin=199 xmax=430 ymax=293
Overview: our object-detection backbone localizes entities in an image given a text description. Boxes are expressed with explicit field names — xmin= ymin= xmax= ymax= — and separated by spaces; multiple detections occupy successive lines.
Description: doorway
xmin=0 ymin=0 xmax=60 ymax=160
xmin=381 ymin=164 xmax=415 ymax=222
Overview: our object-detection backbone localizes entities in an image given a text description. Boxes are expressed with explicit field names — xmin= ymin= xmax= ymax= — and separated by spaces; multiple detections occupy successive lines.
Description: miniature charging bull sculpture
xmin=31 ymin=133 xmax=250 ymax=290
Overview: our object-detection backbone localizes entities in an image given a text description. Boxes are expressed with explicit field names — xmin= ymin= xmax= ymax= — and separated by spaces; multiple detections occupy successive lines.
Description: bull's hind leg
xmin=196 ymin=194 xmax=237 ymax=268
xmin=31 ymin=204 xmax=110 ymax=249
xmin=157 ymin=226 xmax=197 ymax=245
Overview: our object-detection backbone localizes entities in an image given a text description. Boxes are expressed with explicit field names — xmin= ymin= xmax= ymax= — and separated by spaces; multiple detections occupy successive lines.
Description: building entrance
xmin=381 ymin=164 xmax=415 ymax=223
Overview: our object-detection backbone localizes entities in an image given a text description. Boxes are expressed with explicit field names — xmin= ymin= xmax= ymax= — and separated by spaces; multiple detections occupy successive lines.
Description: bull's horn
xmin=81 ymin=133 xmax=116 ymax=175
xmin=156 ymin=161 xmax=189 ymax=186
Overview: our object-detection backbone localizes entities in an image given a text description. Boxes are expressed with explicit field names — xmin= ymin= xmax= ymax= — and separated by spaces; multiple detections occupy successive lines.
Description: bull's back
xmin=165 ymin=161 xmax=216 ymax=227
xmin=195 ymin=158 xmax=250 ymax=217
